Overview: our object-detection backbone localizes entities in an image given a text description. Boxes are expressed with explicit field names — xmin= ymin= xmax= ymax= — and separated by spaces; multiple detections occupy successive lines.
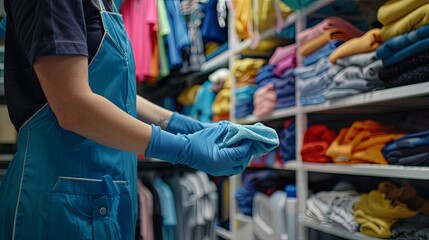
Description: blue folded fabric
xmin=295 ymin=57 xmax=330 ymax=80
xmin=387 ymin=145 xmax=429 ymax=158
xmin=382 ymin=130 xmax=429 ymax=155
xmin=276 ymin=96 xmax=296 ymax=109
xmin=279 ymin=121 xmax=296 ymax=162
xmin=299 ymin=71 xmax=331 ymax=97
xmin=389 ymin=152 xmax=429 ymax=166
xmin=190 ymin=81 xmax=216 ymax=122
xmin=303 ymin=40 xmax=343 ymax=66
xmin=255 ymin=64 xmax=277 ymax=87
xmin=219 ymin=121 xmax=279 ymax=157
xmin=376 ymin=24 xmax=429 ymax=67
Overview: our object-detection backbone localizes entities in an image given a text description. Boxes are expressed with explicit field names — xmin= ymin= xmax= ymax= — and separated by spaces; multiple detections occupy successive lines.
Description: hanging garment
xmin=122 ymin=0 xmax=158 ymax=82
xmin=0 ymin=1 xmax=138 ymax=239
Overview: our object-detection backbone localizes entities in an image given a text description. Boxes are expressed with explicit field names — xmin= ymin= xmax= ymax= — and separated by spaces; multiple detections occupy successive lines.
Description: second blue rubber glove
xmin=166 ymin=112 xmax=218 ymax=134
xmin=146 ymin=124 xmax=252 ymax=176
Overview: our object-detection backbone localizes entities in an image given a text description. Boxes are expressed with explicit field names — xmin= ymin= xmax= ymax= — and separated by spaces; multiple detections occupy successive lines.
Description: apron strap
xmin=98 ymin=0 xmax=107 ymax=12
xmin=98 ymin=0 xmax=120 ymax=13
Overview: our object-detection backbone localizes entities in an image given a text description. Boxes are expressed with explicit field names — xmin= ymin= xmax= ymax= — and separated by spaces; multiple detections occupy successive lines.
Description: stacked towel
xmin=253 ymin=64 xmax=296 ymax=113
xmin=326 ymin=120 xmax=404 ymax=164
xmin=269 ymin=44 xmax=297 ymax=77
xmin=378 ymin=181 xmax=429 ymax=215
xmin=235 ymin=85 xmax=257 ymax=119
xmin=382 ymin=130 xmax=429 ymax=166
xmin=305 ymin=191 xmax=360 ymax=232
xmin=391 ymin=214 xmax=429 ymax=240
xmin=253 ymin=83 xmax=277 ymax=117
xmin=303 ymin=40 xmax=343 ymax=66
xmin=379 ymin=50 xmax=429 ymax=80
xmin=329 ymin=29 xmax=383 ymax=64
xmin=231 ymin=58 xmax=266 ymax=88
xmin=279 ymin=119 xmax=296 ymax=162
xmin=324 ymin=52 xmax=384 ymax=99
xmin=295 ymin=58 xmax=331 ymax=105
xmin=299 ymin=28 xmax=357 ymax=56
xmin=301 ymin=124 xmax=337 ymax=163
xmin=354 ymin=190 xmax=417 ymax=238
xmin=376 ymin=24 xmax=429 ymax=67
xmin=212 ymin=78 xmax=231 ymax=121
xmin=378 ymin=1 xmax=429 ymax=41
xmin=298 ymin=17 xmax=364 ymax=46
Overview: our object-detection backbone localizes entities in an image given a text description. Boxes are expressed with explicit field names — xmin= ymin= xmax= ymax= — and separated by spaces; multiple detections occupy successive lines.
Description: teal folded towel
xmin=219 ymin=121 xmax=279 ymax=157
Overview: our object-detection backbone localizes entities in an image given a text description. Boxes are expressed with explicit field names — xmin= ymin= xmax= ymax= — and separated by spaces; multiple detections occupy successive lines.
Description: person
xmin=0 ymin=0 xmax=257 ymax=239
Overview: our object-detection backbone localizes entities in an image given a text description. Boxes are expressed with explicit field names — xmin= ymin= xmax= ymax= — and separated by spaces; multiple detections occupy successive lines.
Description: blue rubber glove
xmin=166 ymin=112 xmax=217 ymax=134
xmin=146 ymin=124 xmax=252 ymax=176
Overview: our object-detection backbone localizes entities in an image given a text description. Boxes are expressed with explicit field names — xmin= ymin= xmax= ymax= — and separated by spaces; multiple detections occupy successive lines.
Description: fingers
xmin=224 ymin=140 xmax=252 ymax=159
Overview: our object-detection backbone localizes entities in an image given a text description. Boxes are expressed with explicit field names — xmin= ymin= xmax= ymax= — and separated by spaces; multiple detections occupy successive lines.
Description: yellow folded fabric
xmin=299 ymin=28 xmax=355 ymax=56
xmin=377 ymin=0 xmax=429 ymax=26
xmin=354 ymin=209 xmax=394 ymax=238
xmin=213 ymin=89 xmax=231 ymax=115
xmin=329 ymin=29 xmax=383 ymax=64
xmin=381 ymin=3 xmax=429 ymax=41
xmin=233 ymin=0 xmax=253 ymax=40
xmin=378 ymin=181 xmax=429 ymax=215
xmin=326 ymin=129 xmax=372 ymax=162
xmin=326 ymin=120 xmax=403 ymax=164
xmin=231 ymin=58 xmax=266 ymax=77
xmin=177 ymin=84 xmax=201 ymax=106
xmin=355 ymin=191 xmax=417 ymax=220
xmin=232 ymin=58 xmax=265 ymax=88
xmin=257 ymin=0 xmax=293 ymax=32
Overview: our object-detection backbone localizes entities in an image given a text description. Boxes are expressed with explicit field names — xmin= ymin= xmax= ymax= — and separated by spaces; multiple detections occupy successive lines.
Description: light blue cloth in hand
xmin=219 ymin=121 xmax=279 ymax=157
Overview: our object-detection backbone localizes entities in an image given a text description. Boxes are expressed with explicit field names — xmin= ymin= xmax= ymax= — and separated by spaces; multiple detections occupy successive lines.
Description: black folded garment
xmin=381 ymin=65 xmax=429 ymax=88
xmin=379 ymin=50 xmax=429 ymax=81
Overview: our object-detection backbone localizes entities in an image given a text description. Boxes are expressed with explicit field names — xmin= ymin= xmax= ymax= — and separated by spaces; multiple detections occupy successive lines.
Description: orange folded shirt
xmin=329 ymin=29 xmax=383 ymax=64
xmin=299 ymin=28 xmax=356 ymax=56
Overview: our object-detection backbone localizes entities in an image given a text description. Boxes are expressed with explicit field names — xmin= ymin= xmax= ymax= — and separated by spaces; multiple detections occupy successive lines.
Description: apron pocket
xmin=47 ymin=176 xmax=133 ymax=240
xmin=48 ymin=191 xmax=92 ymax=240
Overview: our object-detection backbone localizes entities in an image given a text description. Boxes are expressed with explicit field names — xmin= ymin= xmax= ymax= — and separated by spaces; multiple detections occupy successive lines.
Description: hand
xmin=146 ymin=124 xmax=252 ymax=176
xmin=166 ymin=112 xmax=218 ymax=134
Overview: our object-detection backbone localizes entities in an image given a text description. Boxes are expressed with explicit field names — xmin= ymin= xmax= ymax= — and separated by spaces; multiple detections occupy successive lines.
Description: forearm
xmin=33 ymin=55 xmax=153 ymax=154
xmin=136 ymin=95 xmax=173 ymax=129
xmin=64 ymin=92 xmax=152 ymax=154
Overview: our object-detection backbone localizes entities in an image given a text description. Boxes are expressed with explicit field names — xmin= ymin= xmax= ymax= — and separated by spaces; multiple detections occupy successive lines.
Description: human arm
xmin=33 ymin=55 xmax=252 ymax=175
xmin=34 ymin=55 xmax=153 ymax=154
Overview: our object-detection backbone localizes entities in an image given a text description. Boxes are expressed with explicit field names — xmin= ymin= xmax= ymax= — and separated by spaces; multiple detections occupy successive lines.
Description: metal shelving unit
xmin=224 ymin=0 xmax=429 ymax=240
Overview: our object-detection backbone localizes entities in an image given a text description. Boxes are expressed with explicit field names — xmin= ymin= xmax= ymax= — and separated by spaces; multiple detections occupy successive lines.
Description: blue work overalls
xmin=0 ymin=0 xmax=138 ymax=239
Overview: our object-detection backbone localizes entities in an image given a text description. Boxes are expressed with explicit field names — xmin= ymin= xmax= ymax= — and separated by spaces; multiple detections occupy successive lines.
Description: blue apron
xmin=0 ymin=0 xmax=138 ymax=239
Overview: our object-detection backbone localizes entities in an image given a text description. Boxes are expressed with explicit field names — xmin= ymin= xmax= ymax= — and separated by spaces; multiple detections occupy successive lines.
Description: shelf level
xmin=200 ymin=50 xmax=230 ymax=72
xmin=303 ymin=162 xmax=429 ymax=180
xmin=302 ymin=82 xmax=429 ymax=114
xmin=215 ymin=226 xmax=233 ymax=240
xmin=235 ymin=106 xmax=296 ymax=124
xmin=302 ymin=217 xmax=381 ymax=240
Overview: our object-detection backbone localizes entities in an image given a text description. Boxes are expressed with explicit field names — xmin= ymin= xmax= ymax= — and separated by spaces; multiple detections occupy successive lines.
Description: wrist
xmin=166 ymin=112 xmax=204 ymax=134
xmin=145 ymin=124 xmax=191 ymax=164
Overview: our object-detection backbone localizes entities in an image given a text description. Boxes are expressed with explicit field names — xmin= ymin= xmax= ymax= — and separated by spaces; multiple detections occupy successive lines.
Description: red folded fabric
xmin=301 ymin=125 xmax=337 ymax=163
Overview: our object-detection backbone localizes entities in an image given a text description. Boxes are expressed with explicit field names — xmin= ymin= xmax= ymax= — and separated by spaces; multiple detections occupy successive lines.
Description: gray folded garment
xmin=391 ymin=214 xmax=429 ymax=240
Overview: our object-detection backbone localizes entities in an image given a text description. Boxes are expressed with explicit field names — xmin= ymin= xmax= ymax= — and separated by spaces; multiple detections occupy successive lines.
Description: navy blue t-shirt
xmin=4 ymin=0 xmax=113 ymax=130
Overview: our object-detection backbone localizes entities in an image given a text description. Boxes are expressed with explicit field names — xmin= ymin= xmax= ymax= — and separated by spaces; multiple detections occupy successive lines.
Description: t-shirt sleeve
xmin=8 ymin=0 xmax=89 ymax=63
